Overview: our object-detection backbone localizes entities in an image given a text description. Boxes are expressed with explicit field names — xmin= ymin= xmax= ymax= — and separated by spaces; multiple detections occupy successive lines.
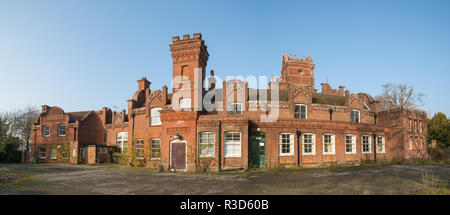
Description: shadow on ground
xmin=0 ymin=163 xmax=448 ymax=194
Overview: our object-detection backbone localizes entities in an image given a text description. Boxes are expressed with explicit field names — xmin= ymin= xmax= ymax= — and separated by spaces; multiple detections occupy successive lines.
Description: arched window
xmin=116 ymin=132 xmax=128 ymax=153
xmin=150 ymin=108 xmax=162 ymax=125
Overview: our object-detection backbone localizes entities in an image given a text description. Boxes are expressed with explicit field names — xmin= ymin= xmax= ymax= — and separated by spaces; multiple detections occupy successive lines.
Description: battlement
xmin=283 ymin=53 xmax=313 ymax=64
xmin=321 ymin=83 xmax=346 ymax=96
xmin=172 ymin=33 xmax=203 ymax=43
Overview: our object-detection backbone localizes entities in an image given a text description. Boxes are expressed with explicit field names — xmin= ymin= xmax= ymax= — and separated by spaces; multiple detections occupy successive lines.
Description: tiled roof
xmin=67 ymin=111 xmax=92 ymax=123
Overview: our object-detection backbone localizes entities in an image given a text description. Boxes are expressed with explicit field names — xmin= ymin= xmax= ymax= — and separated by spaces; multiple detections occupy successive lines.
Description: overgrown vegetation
xmin=427 ymin=112 xmax=450 ymax=149
xmin=112 ymin=148 xmax=145 ymax=167
xmin=415 ymin=170 xmax=449 ymax=195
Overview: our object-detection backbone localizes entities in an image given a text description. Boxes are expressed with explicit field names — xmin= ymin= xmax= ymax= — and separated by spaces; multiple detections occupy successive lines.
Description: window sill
xmin=279 ymin=154 xmax=294 ymax=157
xmin=151 ymin=158 xmax=161 ymax=161
xmin=345 ymin=152 xmax=357 ymax=155
xmin=376 ymin=152 xmax=385 ymax=154
xmin=302 ymin=153 xmax=315 ymax=156
xmin=323 ymin=153 xmax=335 ymax=156
xmin=362 ymin=152 xmax=372 ymax=154
xmin=224 ymin=155 xmax=241 ymax=158
xmin=58 ymin=135 xmax=66 ymax=137
xmin=199 ymin=156 xmax=215 ymax=158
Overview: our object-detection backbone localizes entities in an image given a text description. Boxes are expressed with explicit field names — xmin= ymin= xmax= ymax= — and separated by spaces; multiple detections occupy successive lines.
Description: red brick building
xmin=31 ymin=33 xmax=427 ymax=170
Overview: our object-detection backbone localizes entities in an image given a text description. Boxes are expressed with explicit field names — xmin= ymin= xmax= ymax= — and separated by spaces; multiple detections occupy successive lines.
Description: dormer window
xmin=351 ymin=110 xmax=360 ymax=123
xmin=58 ymin=124 xmax=66 ymax=136
xmin=43 ymin=125 xmax=50 ymax=137
xmin=227 ymin=103 xmax=242 ymax=115
xmin=294 ymin=104 xmax=307 ymax=119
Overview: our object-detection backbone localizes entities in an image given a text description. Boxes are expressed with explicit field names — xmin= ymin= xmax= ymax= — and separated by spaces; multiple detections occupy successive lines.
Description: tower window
xmin=227 ymin=103 xmax=242 ymax=115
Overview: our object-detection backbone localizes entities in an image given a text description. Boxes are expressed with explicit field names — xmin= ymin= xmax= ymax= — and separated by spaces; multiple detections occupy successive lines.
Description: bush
xmin=112 ymin=150 xmax=145 ymax=167
xmin=428 ymin=147 xmax=450 ymax=163
xmin=0 ymin=137 xmax=21 ymax=163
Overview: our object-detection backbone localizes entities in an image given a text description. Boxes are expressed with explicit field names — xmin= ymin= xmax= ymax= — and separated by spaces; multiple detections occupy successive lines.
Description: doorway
xmin=170 ymin=140 xmax=187 ymax=170
xmin=250 ymin=133 xmax=266 ymax=168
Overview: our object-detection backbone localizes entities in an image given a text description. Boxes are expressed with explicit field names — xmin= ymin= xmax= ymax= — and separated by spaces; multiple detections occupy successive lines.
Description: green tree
xmin=0 ymin=136 xmax=21 ymax=163
xmin=427 ymin=112 xmax=450 ymax=149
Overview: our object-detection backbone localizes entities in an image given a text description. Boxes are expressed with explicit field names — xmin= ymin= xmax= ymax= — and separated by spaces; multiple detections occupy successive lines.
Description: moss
xmin=312 ymin=93 xmax=346 ymax=105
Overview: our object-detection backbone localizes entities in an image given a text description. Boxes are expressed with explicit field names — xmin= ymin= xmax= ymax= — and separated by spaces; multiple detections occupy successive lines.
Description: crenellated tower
xmin=169 ymin=33 xmax=209 ymax=109
xmin=280 ymin=54 xmax=315 ymax=89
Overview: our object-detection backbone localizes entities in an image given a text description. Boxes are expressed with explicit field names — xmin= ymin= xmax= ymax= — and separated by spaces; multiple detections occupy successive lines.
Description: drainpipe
xmin=131 ymin=112 xmax=135 ymax=152
xmin=296 ymin=129 xmax=302 ymax=167
xmin=373 ymin=133 xmax=377 ymax=163
xmin=218 ymin=120 xmax=222 ymax=171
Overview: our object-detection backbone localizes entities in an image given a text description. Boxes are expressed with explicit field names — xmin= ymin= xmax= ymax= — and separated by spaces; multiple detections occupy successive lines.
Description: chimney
xmin=339 ymin=86 xmax=345 ymax=96
xmin=137 ymin=77 xmax=151 ymax=90
xmin=321 ymin=83 xmax=330 ymax=94
xmin=41 ymin=105 xmax=49 ymax=113
xmin=208 ymin=70 xmax=216 ymax=90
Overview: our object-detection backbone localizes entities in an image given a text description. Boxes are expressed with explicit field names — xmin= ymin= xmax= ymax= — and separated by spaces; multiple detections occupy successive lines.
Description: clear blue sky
xmin=1 ymin=0 xmax=449 ymax=116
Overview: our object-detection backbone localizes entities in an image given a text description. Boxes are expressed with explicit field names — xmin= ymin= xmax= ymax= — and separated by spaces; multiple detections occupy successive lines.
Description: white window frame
xmin=38 ymin=148 xmax=46 ymax=159
xmin=150 ymin=107 xmax=162 ymax=126
xmin=151 ymin=138 xmax=161 ymax=160
xmin=414 ymin=120 xmax=417 ymax=132
xmin=49 ymin=147 xmax=57 ymax=160
xmin=409 ymin=119 xmax=412 ymax=131
xmin=224 ymin=132 xmax=241 ymax=157
xmin=42 ymin=125 xmax=50 ymax=137
xmin=322 ymin=134 xmax=335 ymax=155
xmin=279 ymin=133 xmax=294 ymax=156
xmin=227 ymin=103 xmax=243 ymax=115
xmin=294 ymin=104 xmax=307 ymax=119
xmin=58 ymin=124 xmax=66 ymax=136
xmin=116 ymin=132 xmax=128 ymax=153
xmin=302 ymin=133 xmax=315 ymax=155
xmin=376 ymin=136 xmax=385 ymax=153
xmin=419 ymin=121 xmax=423 ymax=133
xmin=362 ymin=135 xmax=372 ymax=154
xmin=199 ymin=132 xmax=215 ymax=158
xmin=345 ymin=134 xmax=356 ymax=154
xmin=135 ymin=139 xmax=145 ymax=160
xmin=420 ymin=138 xmax=423 ymax=150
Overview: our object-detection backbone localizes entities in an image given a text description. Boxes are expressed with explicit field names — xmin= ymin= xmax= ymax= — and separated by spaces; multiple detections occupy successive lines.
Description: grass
xmin=415 ymin=170 xmax=449 ymax=195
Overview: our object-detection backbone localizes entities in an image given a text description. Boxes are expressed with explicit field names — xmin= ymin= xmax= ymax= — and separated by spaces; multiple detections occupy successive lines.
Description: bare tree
xmin=377 ymin=83 xmax=425 ymax=111
xmin=16 ymin=106 xmax=40 ymax=151
xmin=1 ymin=106 xmax=40 ymax=151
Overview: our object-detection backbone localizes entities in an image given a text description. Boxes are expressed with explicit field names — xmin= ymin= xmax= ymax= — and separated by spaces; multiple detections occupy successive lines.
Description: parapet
xmin=283 ymin=53 xmax=313 ymax=64
xmin=321 ymin=83 xmax=345 ymax=96
xmin=172 ymin=33 xmax=203 ymax=43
